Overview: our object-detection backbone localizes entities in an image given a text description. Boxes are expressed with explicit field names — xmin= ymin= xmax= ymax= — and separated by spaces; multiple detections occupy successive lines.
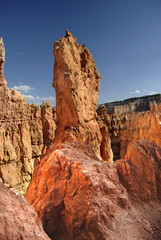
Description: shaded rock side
xmin=0 ymin=39 xmax=56 ymax=194
xmin=116 ymin=139 xmax=161 ymax=201
xmin=0 ymin=182 xmax=50 ymax=240
xmin=25 ymin=140 xmax=161 ymax=240
xmin=53 ymin=31 xmax=102 ymax=158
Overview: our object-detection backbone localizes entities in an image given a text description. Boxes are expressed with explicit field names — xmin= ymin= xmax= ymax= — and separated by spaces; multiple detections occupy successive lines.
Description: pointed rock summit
xmin=0 ymin=37 xmax=7 ymax=86
xmin=53 ymin=30 xmax=102 ymax=158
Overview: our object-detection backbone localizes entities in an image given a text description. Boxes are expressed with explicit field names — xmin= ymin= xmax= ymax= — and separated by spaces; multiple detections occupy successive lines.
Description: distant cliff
xmin=100 ymin=94 xmax=161 ymax=114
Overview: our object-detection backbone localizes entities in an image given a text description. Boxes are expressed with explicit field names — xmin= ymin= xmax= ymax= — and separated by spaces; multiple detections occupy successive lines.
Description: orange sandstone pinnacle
xmin=53 ymin=30 xmax=102 ymax=159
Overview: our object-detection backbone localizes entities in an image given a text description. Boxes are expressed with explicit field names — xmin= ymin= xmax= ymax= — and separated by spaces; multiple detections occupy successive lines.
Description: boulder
xmin=25 ymin=140 xmax=161 ymax=240
xmin=0 ymin=183 xmax=50 ymax=240
xmin=25 ymin=142 xmax=129 ymax=240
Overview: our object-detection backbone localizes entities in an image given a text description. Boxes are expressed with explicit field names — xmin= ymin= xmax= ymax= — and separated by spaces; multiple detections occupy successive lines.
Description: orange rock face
xmin=25 ymin=140 xmax=161 ymax=240
xmin=25 ymin=142 xmax=129 ymax=240
xmin=116 ymin=139 xmax=161 ymax=201
xmin=120 ymin=109 xmax=161 ymax=158
xmin=53 ymin=31 xmax=102 ymax=158
xmin=0 ymin=183 xmax=50 ymax=240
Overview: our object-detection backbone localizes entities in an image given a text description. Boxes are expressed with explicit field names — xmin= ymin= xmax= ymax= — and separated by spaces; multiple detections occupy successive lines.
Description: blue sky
xmin=1 ymin=0 xmax=161 ymax=106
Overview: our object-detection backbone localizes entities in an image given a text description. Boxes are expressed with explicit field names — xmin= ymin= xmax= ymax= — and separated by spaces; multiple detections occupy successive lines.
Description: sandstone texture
xmin=116 ymin=139 xmax=161 ymax=201
xmin=25 ymin=140 xmax=161 ymax=240
xmin=0 ymin=182 xmax=50 ymax=240
xmin=120 ymin=106 xmax=161 ymax=158
xmin=53 ymin=31 xmax=102 ymax=158
xmin=0 ymin=39 xmax=56 ymax=194
xmin=25 ymin=142 xmax=130 ymax=240
xmin=97 ymin=101 xmax=161 ymax=160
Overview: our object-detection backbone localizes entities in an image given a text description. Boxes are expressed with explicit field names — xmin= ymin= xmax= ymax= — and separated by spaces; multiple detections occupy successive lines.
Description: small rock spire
xmin=0 ymin=37 xmax=7 ymax=86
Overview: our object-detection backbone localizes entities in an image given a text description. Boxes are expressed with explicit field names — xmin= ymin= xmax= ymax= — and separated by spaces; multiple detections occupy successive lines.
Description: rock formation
xmin=97 ymin=105 xmax=113 ymax=162
xmin=25 ymin=140 xmax=161 ymax=240
xmin=53 ymin=31 xmax=102 ymax=158
xmin=120 ymin=105 xmax=161 ymax=158
xmin=97 ymin=100 xmax=161 ymax=160
xmin=102 ymin=94 xmax=161 ymax=114
xmin=116 ymin=139 xmax=161 ymax=201
xmin=25 ymin=32 xmax=161 ymax=240
xmin=0 ymin=38 xmax=56 ymax=194
xmin=0 ymin=182 xmax=50 ymax=240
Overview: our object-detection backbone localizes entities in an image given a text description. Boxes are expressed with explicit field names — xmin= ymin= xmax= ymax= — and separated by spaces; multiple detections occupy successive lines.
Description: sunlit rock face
xmin=53 ymin=31 xmax=102 ymax=158
xmin=97 ymin=101 xmax=161 ymax=160
xmin=0 ymin=37 xmax=7 ymax=86
xmin=120 ymin=105 xmax=161 ymax=158
xmin=0 ymin=183 xmax=50 ymax=240
xmin=25 ymin=140 xmax=161 ymax=240
xmin=0 ymin=38 xmax=56 ymax=194
xmin=25 ymin=142 xmax=130 ymax=240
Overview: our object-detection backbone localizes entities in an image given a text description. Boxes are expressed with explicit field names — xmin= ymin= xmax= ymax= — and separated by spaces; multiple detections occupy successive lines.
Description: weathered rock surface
xmin=97 ymin=101 xmax=161 ymax=160
xmin=0 ymin=37 xmax=7 ymax=86
xmin=120 ymin=107 xmax=161 ymax=158
xmin=25 ymin=140 xmax=161 ymax=240
xmin=97 ymin=105 xmax=113 ymax=162
xmin=116 ymin=139 xmax=161 ymax=201
xmin=53 ymin=31 xmax=102 ymax=158
xmin=0 ymin=182 xmax=50 ymax=240
xmin=25 ymin=142 xmax=130 ymax=240
xmin=0 ymin=38 xmax=56 ymax=194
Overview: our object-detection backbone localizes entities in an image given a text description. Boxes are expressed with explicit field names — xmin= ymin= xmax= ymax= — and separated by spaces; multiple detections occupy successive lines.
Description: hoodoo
xmin=0 ymin=37 xmax=7 ymax=86
xmin=53 ymin=31 xmax=102 ymax=158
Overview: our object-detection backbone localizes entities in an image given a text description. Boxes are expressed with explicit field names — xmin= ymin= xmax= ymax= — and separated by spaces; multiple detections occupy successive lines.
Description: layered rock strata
xmin=53 ymin=31 xmax=102 ymax=158
xmin=102 ymin=94 xmax=161 ymax=114
xmin=0 ymin=183 xmax=50 ymax=240
xmin=0 ymin=38 xmax=56 ymax=194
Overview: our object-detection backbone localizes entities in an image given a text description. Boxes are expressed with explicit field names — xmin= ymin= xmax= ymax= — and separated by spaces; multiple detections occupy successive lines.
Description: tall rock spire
xmin=0 ymin=37 xmax=7 ymax=86
xmin=53 ymin=31 xmax=102 ymax=158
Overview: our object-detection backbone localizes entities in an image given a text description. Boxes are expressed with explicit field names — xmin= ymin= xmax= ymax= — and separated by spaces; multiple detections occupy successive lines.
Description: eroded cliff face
xmin=97 ymin=101 xmax=161 ymax=160
xmin=53 ymin=31 xmax=102 ymax=158
xmin=120 ymin=103 xmax=161 ymax=158
xmin=0 ymin=38 xmax=56 ymax=194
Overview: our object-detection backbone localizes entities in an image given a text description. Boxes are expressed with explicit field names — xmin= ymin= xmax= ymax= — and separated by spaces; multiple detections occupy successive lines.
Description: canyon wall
xmin=102 ymin=94 xmax=161 ymax=114
xmin=97 ymin=101 xmax=161 ymax=160
xmin=0 ymin=38 xmax=56 ymax=194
